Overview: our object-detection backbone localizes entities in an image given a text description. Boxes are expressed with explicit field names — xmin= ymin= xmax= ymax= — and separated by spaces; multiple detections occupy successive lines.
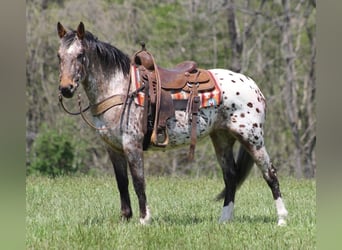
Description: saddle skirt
xmin=131 ymin=65 xmax=222 ymax=109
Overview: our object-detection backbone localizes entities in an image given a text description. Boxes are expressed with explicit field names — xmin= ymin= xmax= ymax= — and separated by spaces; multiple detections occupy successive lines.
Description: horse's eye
xmin=77 ymin=53 xmax=85 ymax=61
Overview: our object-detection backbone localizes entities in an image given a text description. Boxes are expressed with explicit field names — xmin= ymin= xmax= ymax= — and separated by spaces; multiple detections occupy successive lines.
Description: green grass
xmin=26 ymin=175 xmax=316 ymax=249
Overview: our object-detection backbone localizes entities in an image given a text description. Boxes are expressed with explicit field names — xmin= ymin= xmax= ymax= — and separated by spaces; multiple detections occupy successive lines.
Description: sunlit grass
xmin=26 ymin=175 xmax=316 ymax=249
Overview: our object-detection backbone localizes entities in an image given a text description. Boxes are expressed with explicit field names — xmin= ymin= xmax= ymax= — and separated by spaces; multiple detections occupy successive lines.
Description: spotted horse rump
xmin=57 ymin=22 xmax=288 ymax=226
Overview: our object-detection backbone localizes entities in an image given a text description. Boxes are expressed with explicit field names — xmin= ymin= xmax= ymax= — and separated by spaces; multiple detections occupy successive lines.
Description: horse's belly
xmin=165 ymin=107 xmax=217 ymax=147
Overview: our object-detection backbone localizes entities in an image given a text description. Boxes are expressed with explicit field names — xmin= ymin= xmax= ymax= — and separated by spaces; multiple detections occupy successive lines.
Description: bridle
xmin=59 ymin=93 xmax=104 ymax=130
xmin=58 ymin=92 xmax=126 ymax=131
xmin=57 ymin=43 xmax=121 ymax=130
xmin=58 ymin=35 xmax=147 ymax=131
xmin=58 ymin=66 xmax=144 ymax=131
xmin=58 ymin=93 xmax=89 ymax=116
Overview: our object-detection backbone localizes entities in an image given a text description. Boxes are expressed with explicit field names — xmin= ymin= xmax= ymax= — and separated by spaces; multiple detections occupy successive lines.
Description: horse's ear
xmin=57 ymin=22 xmax=67 ymax=38
xmin=77 ymin=22 xmax=85 ymax=40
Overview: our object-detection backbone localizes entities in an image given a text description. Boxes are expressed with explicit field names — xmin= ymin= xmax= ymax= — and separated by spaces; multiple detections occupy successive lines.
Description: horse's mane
xmin=61 ymin=30 xmax=131 ymax=75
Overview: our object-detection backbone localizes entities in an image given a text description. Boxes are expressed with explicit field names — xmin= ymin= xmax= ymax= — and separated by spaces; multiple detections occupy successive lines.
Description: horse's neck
xmin=84 ymin=70 xmax=129 ymax=105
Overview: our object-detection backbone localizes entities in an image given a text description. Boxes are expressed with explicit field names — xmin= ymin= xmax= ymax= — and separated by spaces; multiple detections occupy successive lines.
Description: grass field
xmin=26 ymin=175 xmax=316 ymax=249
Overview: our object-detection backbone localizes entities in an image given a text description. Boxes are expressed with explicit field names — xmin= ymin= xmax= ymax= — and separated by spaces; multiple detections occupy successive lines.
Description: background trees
xmin=26 ymin=0 xmax=316 ymax=178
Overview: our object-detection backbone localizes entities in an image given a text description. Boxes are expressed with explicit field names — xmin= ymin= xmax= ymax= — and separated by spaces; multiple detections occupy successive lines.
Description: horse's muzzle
xmin=59 ymin=83 xmax=77 ymax=98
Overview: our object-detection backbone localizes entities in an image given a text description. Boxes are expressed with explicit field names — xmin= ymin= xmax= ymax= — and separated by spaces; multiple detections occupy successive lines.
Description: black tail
xmin=216 ymin=145 xmax=254 ymax=200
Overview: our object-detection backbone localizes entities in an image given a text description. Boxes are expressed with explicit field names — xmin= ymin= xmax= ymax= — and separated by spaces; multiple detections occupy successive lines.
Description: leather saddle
xmin=134 ymin=49 xmax=215 ymax=92
xmin=132 ymin=44 xmax=216 ymax=160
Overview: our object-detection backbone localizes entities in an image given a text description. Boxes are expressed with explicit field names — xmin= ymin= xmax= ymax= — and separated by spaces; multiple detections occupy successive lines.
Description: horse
xmin=56 ymin=22 xmax=288 ymax=226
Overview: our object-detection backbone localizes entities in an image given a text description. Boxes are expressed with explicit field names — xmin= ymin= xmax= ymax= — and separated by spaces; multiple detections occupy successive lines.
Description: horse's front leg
xmin=107 ymin=147 xmax=132 ymax=220
xmin=123 ymin=139 xmax=151 ymax=225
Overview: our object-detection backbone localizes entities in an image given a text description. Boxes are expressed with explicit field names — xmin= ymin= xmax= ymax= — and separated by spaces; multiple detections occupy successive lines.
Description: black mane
xmin=61 ymin=30 xmax=131 ymax=75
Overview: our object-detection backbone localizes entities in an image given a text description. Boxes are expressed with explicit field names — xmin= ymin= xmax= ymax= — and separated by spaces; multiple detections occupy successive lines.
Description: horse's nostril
xmin=60 ymin=84 xmax=75 ymax=98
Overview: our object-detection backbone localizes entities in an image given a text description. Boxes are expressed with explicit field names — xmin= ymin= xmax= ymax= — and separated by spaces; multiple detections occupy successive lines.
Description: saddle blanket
xmin=131 ymin=65 xmax=222 ymax=108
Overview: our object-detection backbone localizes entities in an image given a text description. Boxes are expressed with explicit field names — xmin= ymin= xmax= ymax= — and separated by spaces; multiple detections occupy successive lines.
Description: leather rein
xmin=58 ymin=70 xmax=143 ymax=131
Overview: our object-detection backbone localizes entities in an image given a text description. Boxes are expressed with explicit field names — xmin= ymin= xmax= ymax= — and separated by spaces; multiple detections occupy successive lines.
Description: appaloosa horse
xmin=57 ymin=22 xmax=288 ymax=225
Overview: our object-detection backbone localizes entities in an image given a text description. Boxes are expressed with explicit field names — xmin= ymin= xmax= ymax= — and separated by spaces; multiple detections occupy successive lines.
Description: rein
xmin=59 ymin=93 xmax=124 ymax=131
xmin=59 ymin=93 xmax=90 ymax=115
xmin=77 ymin=94 xmax=109 ymax=130
xmin=58 ymin=74 xmax=144 ymax=131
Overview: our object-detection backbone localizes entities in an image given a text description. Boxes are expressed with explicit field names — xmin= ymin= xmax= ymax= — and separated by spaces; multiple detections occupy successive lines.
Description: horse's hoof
xmin=277 ymin=218 xmax=287 ymax=226
xmin=139 ymin=206 xmax=151 ymax=225
xmin=218 ymin=202 xmax=234 ymax=223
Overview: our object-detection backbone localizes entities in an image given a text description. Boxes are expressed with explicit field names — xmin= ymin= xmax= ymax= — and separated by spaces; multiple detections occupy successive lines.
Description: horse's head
xmin=57 ymin=22 xmax=88 ymax=98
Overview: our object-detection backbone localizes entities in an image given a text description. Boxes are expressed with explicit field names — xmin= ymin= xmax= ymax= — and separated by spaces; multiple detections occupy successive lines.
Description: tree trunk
xmin=281 ymin=0 xmax=303 ymax=178
xmin=225 ymin=0 xmax=243 ymax=72
xmin=302 ymin=6 xmax=316 ymax=177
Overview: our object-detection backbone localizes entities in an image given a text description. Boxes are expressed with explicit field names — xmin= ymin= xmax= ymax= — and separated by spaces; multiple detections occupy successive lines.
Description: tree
xmin=26 ymin=0 xmax=316 ymax=178
xmin=279 ymin=0 xmax=316 ymax=177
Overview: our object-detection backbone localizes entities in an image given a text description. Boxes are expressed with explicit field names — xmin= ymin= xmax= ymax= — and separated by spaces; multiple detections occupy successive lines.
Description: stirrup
xmin=151 ymin=128 xmax=169 ymax=147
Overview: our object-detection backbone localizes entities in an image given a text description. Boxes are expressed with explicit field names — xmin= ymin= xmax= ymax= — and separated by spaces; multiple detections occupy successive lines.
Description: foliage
xmin=28 ymin=121 xmax=88 ymax=177
xmin=26 ymin=0 xmax=316 ymax=177
xmin=26 ymin=175 xmax=316 ymax=249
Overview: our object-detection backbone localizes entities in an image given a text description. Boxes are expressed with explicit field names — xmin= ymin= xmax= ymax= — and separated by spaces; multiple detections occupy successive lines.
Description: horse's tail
xmin=215 ymin=145 xmax=254 ymax=200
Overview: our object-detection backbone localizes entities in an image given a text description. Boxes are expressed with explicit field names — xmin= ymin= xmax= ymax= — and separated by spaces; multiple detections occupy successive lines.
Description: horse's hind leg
xmin=234 ymin=135 xmax=288 ymax=225
xmin=210 ymin=131 xmax=237 ymax=223
xmin=107 ymin=148 xmax=132 ymax=220
xmin=249 ymin=145 xmax=288 ymax=225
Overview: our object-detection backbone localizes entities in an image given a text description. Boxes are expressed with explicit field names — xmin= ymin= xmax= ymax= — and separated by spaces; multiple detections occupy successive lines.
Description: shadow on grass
xmin=234 ymin=214 xmax=276 ymax=224
xmin=79 ymin=214 xmax=201 ymax=227
xmin=152 ymin=213 xmax=277 ymax=226
xmin=154 ymin=214 xmax=209 ymax=225
xmin=81 ymin=214 xmax=129 ymax=227
xmin=80 ymin=213 xmax=276 ymax=226
xmin=82 ymin=216 xmax=107 ymax=226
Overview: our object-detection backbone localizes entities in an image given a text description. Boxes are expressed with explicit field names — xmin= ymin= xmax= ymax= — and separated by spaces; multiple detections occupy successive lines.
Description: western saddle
xmin=132 ymin=44 xmax=216 ymax=161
